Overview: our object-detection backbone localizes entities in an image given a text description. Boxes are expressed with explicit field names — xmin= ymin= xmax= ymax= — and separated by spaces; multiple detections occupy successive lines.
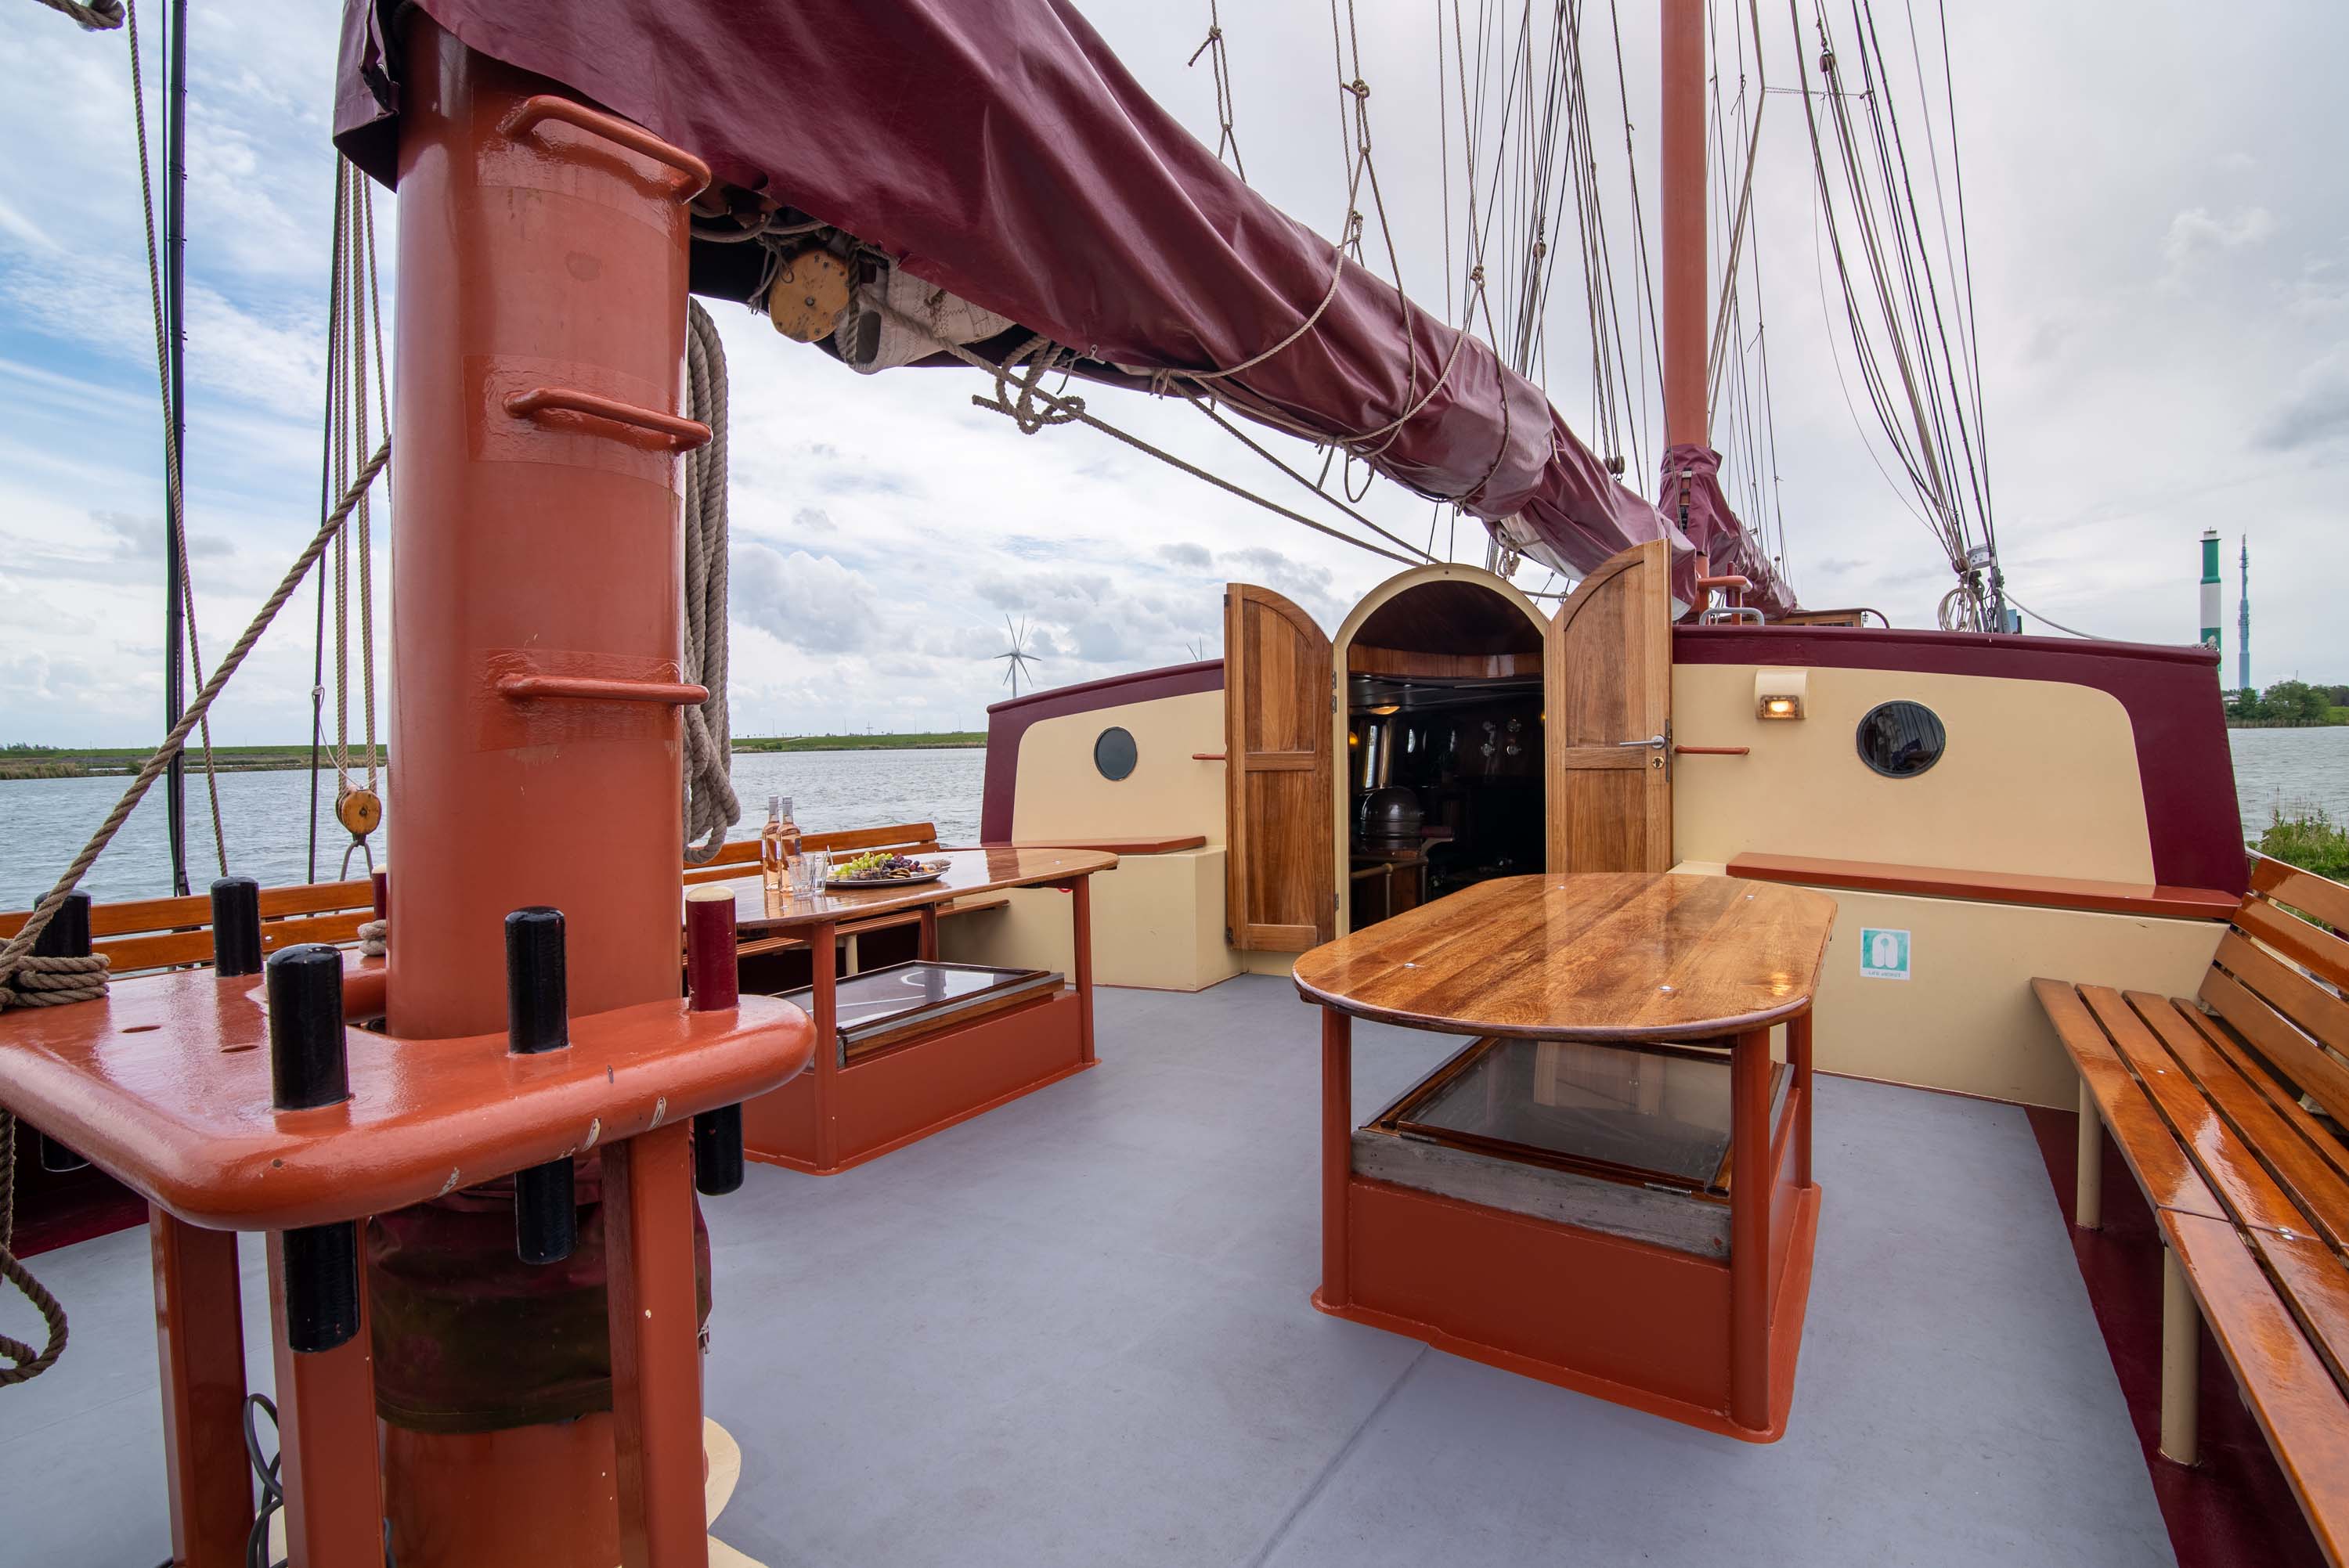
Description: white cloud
xmin=2160 ymin=205 xmax=2276 ymax=276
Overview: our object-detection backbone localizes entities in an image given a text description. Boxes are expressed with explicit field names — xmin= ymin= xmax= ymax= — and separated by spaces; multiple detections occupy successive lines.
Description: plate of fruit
xmin=825 ymin=851 xmax=952 ymax=889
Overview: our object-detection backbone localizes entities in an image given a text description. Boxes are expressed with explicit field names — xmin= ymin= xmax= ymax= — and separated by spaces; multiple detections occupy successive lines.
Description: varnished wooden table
xmin=709 ymin=846 xmax=1117 ymax=1173
xmin=1294 ymin=871 xmax=1836 ymax=1440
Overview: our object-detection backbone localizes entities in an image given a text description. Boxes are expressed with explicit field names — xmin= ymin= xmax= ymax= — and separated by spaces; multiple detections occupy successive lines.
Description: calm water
xmin=0 ymin=748 xmax=986 ymax=908
xmin=0 ymin=731 xmax=2341 ymax=910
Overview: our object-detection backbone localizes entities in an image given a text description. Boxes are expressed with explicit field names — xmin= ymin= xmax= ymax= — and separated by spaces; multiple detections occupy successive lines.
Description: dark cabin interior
xmin=1345 ymin=580 xmax=1546 ymax=930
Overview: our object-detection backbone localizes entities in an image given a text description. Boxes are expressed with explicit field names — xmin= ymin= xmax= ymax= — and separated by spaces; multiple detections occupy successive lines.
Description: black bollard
xmin=506 ymin=907 xmax=577 ymax=1265
xmin=692 ymin=1102 xmax=745 ymax=1196
xmin=265 ymin=943 xmax=359 ymax=1354
xmin=280 ymin=1221 xmax=361 ymax=1354
xmin=210 ymin=876 xmax=263 ymax=977
xmin=29 ymin=891 xmax=91 ymax=960
xmin=267 ymin=944 xmax=350 ymax=1112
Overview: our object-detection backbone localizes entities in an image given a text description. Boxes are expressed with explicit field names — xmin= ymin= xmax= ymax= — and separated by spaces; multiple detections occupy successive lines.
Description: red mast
xmin=1660 ymin=0 xmax=1709 ymax=452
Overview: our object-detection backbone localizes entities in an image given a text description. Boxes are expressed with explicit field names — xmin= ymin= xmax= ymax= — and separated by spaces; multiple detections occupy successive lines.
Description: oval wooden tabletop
xmin=714 ymin=845 xmax=1118 ymax=935
xmin=1294 ymin=872 xmax=1838 ymax=1041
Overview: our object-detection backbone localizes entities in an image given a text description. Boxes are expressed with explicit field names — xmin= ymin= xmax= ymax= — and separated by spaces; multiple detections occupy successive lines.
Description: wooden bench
xmin=2034 ymin=852 xmax=2349 ymax=1563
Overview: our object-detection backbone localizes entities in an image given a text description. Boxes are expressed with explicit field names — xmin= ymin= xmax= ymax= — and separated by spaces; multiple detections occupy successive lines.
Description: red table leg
xmin=152 ymin=1207 xmax=253 ymax=1567
xmin=265 ymin=1232 xmax=384 ymax=1567
xmin=603 ymin=1122 xmax=709 ymax=1568
xmin=1727 ymin=1025 xmax=1773 ymax=1432
xmin=1070 ymin=875 xmax=1095 ymax=1065
xmin=1791 ymin=1007 xmax=1814 ymax=1191
xmin=1318 ymin=1007 xmax=1351 ymax=1310
xmin=810 ymin=920 xmax=838 ymax=1170
xmin=917 ymin=903 xmax=940 ymax=962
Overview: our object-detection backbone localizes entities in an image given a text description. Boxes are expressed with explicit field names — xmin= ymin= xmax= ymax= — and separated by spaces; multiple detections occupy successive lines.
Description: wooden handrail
xmin=1727 ymin=852 xmax=2240 ymax=921
xmin=1673 ymin=745 xmax=1750 ymax=756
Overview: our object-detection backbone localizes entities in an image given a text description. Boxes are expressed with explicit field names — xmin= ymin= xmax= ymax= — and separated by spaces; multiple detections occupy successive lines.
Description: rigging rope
xmin=1186 ymin=1 xmax=1248 ymax=182
xmin=27 ymin=0 xmax=121 ymax=27
xmin=324 ymin=155 xmax=388 ymax=878
xmin=680 ymin=301 xmax=738 ymax=863
xmin=870 ymin=300 xmax=1423 ymax=568
xmin=126 ymin=0 xmax=226 ymax=878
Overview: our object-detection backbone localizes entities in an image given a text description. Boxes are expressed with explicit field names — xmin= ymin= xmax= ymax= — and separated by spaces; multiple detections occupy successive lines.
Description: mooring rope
xmin=0 ymin=1111 xmax=69 ymax=1386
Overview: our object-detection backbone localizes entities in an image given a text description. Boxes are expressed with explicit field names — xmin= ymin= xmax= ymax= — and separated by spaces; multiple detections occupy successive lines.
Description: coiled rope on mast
xmin=681 ymin=301 xmax=738 ymax=863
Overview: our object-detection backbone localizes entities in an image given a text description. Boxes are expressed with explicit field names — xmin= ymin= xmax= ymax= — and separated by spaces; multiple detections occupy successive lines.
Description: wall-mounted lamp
xmin=1369 ymin=705 xmax=1400 ymax=716
xmin=1755 ymin=669 xmax=1808 ymax=720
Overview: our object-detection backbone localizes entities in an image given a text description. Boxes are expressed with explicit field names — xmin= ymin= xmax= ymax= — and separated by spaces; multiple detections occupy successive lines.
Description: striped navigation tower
xmin=2199 ymin=528 xmax=2222 ymax=657
xmin=2238 ymin=535 xmax=2251 ymax=696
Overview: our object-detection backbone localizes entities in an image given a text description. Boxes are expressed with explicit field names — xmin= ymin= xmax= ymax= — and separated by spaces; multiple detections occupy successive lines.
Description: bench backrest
xmin=0 ymin=879 xmax=376 ymax=977
xmin=2199 ymin=853 xmax=2349 ymax=1128
xmin=1 ymin=820 xmax=944 ymax=972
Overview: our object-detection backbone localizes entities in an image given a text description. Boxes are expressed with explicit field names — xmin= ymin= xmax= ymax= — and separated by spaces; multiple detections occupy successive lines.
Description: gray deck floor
xmin=0 ymin=974 xmax=2172 ymax=1566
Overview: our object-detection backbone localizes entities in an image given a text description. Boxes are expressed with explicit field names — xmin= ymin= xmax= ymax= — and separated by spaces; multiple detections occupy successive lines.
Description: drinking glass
xmin=792 ymin=849 xmax=828 ymax=899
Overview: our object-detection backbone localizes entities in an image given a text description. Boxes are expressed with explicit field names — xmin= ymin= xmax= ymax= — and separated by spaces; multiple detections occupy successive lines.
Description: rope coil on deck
xmin=0 ymin=954 xmax=109 ymax=1011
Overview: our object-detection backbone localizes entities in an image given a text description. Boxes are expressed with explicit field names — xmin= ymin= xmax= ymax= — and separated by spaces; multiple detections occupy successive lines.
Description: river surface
xmin=1 ymin=730 xmax=2343 ymax=910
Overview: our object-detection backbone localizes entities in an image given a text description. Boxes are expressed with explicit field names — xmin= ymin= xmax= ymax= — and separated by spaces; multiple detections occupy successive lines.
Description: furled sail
xmin=335 ymin=0 xmax=1777 ymax=594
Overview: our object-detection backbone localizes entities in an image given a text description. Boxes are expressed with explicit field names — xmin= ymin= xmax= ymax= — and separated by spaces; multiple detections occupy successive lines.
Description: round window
xmin=1093 ymin=726 xmax=1138 ymax=782
xmin=1855 ymin=701 xmax=1947 ymax=779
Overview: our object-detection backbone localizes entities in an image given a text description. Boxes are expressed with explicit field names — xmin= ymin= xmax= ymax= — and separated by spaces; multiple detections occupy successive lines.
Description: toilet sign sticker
xmin=1860 ymin=928 xmax=1911 ymax=981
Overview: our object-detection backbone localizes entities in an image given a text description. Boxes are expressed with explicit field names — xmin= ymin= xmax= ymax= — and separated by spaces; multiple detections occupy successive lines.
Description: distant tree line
xmin=2225 ymin=680 xmax=2349 ymax=726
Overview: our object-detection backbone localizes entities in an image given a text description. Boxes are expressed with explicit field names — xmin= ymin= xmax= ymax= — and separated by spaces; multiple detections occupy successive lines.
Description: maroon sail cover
xmin=327 ymin=0 xmax=1789 ymax=589
xmin=1660 ymin=445 xmax=1793 ymax=617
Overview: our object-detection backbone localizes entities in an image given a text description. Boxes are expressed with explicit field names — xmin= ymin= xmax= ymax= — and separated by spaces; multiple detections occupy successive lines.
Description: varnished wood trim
xmin=732 ymin=896 xmax=1010 ymax=959
xmin=1345 ymin=644 xmax=1540 ymax=679
xmin=1673 ymin=745 xmax=1750 ymax=756
xmin=1728 ymin=852 xmax=2240 ymax=920
xmin=1003 ymin=836 xmax=1207 ymax=855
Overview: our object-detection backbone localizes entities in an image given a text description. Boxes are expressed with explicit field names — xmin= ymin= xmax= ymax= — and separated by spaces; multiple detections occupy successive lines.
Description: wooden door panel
xmin=1546 ymin=541 xmax=1672 ymax=873
xmin=1225 ymin=584 xmax=1335 ymax=950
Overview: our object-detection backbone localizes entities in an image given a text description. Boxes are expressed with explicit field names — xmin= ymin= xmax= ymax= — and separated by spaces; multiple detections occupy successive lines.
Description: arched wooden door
xmin=1224 ymin=583 xmax=1335 ymax=950
xmin=1545 ymin=539 xmax=1673 ymax=872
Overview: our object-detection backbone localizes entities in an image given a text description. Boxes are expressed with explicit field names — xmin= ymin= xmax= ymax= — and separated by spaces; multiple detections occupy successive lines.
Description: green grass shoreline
xmin=0 ymin=733 xmax=985 ymax=780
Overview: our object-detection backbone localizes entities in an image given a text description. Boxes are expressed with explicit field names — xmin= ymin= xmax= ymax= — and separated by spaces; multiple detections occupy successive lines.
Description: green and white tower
xmin=2199 ymin=528 xmax=2221 ymax=654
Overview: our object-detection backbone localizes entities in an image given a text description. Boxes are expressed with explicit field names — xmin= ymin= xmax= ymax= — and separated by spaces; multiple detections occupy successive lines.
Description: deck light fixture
xmin=1755 ymin=669 xmax=1807 ymax=720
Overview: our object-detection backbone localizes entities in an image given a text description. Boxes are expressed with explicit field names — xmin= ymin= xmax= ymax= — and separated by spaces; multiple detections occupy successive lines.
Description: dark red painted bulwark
xmin=1674 ymin=626 xmax=2245 ymax=895
xmin=979 ymin=660 xmax=1225 ymax=842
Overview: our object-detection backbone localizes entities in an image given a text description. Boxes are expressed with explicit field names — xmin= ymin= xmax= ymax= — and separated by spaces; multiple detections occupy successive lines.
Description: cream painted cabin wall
xmin=978 ymin=690 xmax=1241 ymax=990
xmin=1671 ymin=664 xmax=2156 ymax=881
xmin=1669 ymin=661 xmax=2207 ymax=1108
xmin=1673 ymin=861 xmax=2221 ymax=1108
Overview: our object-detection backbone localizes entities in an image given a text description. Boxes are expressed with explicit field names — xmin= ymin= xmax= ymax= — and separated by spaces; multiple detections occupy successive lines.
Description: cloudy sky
xmin=0 ymin=0 xmax=2339 ymax=751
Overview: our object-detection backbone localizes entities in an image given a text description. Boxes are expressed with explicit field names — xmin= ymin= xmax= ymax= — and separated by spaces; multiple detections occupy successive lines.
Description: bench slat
xmin=2253 ymin=853 xmax=2349 ymax=936
xmin=2032 ymin=979 xmax=2228 ymax=1222
xmin=2080 ymin=986 xmax=2315 ymax=1242
xmin=2170 ymin=1000 xmax=2349 ymax=1195
xmin=2218 ymin=929 xmax=2349 ymax=1062
xmin=2258 ymin=1225 xmax=2349 ymax=1400
xmin=2126 ymin=993 xmax=2349 ymax=1255
xmin=2237 ymin=893 xmax=2349 ymax=995
xmin=2202 ymin=960 xmax=2349 ymax=1129
xmin=0 ymin=878 xmax=377 ymax=941
xmin=2163 ymin=1209 xmax=2349 ymax=1567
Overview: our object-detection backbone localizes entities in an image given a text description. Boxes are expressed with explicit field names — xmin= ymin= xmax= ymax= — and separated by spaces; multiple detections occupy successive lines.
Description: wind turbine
xmin=997 ymin=615 xmax=1043 ymax=699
